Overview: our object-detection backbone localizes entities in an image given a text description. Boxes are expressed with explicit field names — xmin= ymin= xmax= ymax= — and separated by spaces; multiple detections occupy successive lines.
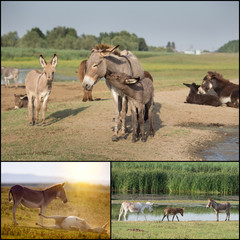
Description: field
xmin=1 ymin=184 xmax=110 ymax=239
xmin=1 ymin=50 xmax=239 ymax=160
xmin=111 ymin=220 xmax=239 ymax=239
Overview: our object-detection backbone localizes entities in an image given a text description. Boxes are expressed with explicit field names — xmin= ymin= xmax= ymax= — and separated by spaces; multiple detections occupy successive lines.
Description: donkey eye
xmin=93 ymin=64 xmax=98 ymax=68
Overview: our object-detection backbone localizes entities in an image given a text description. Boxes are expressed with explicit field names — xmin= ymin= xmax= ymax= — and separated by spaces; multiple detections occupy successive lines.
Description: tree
xmin=171 ymin=42 xmax=175 ymax=49
xmin=138 ymin=38 xmax=148 ymax=51
xmin=1 ymin=31 xmax=19 ymax=47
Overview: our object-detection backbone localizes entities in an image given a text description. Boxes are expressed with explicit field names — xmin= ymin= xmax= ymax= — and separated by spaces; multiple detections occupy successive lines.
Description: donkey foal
xmin=105 ymin=71 xmax=154 ymax=142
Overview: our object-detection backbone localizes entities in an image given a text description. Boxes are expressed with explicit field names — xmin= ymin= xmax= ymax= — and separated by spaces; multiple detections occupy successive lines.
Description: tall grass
xmin=111 ymin=162 xmax=239 ymax=195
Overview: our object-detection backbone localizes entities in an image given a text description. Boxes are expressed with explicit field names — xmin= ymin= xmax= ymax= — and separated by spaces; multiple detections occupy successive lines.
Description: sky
xmin=1 ymin=162 xmax=110 ymax=185
xmin=1 ymin=1 xmax=239 ymax=52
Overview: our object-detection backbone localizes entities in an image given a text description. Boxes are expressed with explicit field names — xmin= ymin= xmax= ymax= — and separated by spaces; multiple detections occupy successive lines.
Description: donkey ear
xmin=51 ymin=54 xmax=58 ymax=67
xmin=40 ymin=55 xmax=47 ymax=68
xmin=183 ymin=83 xmax=191 ymax=88
xmin=61 ymin=182 xmax=65 ymax=187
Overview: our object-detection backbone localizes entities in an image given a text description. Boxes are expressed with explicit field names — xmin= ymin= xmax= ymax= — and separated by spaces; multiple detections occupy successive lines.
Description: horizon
xmin=1 ymin=1 xmax=239 ymax=52
xmin=1 ymin=162 xmax=110 ymax=186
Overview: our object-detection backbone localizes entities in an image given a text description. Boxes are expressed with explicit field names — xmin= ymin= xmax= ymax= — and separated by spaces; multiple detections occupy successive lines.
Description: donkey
xmin=36 ymin=213 xmax=108 ymax=234
xmin=78 ymin=60 xmax=93 ymax=102
xmin=8 ymin=183 xmax=67 ymax=225
xmin=183 ymin=83 xmax=222 ymax=106
xmin=198 ymin=71 xmax=239 ymax=108
xmin=118 ymin=201 xmax=153 ymax=221
xmin=162 ymin=207 xmax=184 ymax=221
xmin=82 ymin=44 xmax=145 ymax=142
xmin=105 ymin=71 xmax=154 ymax=142
xmin=25 ymin=54 xmax=57 ymax=126
xmin=1 ymin=66 xmax=19 ymax=88
xmin=206 ymin=198 xmax=230 ymax=221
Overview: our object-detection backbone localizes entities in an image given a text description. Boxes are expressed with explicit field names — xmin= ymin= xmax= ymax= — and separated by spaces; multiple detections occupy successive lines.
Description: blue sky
xmin=1 ymin=162 xmax=110 ymax=185
xmin=1 ymin=1 xmax=239 ymax=51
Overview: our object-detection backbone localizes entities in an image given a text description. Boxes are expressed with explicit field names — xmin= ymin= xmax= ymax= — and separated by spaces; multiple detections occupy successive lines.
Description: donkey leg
xmin=176 ymin=215 xmax=179 ymax=221
xmin=42 ymin=95 xmax=49 ymax=126
xmin=36 ymin=222 xmax=59 ymax=229
xmin=216 ymin=212 xmax=219 ymax=222
xmin=118 ymin=208 xmax=123 ymax=221
xmin=120 ymin=96 xmax=127 ymax=136
xmin=12 ymin=201 xmax=21 ymax=225
xmin=34 ymin=97 xmax=41 ymax=126
xmin=124 ymin=210 xmax=128 ymax=222
xmin=14 ymin=76 xmax=18 ymax=89
xmin=27 ymin=95 xmax=35 ymax=125
xmin=172 ymin=215 xmax=175 ymax=221
xmin=88 ymin=90 xmax=93 ymax=101
xmin=148 ymin=102 xmax=154 ymax=137
xmin=162 ymin=214 xmax=166 ymax=221
xmin=167 ymin=215 xmax=169 ymax=221
xmin=39 ymin=207 xmax=46 ymax=225
xmin=131 ymin=106 xmax=137 ymax=143
xmin=111 ymin=91 xmax=120 ymax=141
xmin=139 ymin=107 xmax=146 ymax=142
xmin=82 ymin=89 xmax=88 ymax=102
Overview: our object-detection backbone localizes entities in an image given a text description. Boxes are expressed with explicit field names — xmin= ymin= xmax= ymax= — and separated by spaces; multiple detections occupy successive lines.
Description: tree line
xmin=1 ymin=26 xmax=176 ymax=52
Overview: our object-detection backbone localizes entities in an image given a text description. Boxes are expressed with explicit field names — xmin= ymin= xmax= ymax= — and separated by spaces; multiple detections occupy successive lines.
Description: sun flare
xmin=62 ymin=162 xmax=110 ymax=185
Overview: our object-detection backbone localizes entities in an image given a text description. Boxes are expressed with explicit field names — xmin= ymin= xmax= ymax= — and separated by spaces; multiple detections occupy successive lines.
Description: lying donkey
xmin=105 ymin=71 xmax=154 ymax=142
xmin=36 ymin=213 xmax=108 ymax=234
xmin=183 ymin=83 xmax=221 ymax=107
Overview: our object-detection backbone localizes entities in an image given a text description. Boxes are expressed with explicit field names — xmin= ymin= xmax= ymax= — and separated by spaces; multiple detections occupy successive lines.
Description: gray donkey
xmin=105 ymin=71 xmax=154 ymax=142
xmin=25 ymin=54 xmax=57 ymax=126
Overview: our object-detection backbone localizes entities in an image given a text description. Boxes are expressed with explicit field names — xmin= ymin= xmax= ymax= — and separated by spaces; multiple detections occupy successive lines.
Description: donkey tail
xmin=8 ymin=189 xmax=13 ymax=202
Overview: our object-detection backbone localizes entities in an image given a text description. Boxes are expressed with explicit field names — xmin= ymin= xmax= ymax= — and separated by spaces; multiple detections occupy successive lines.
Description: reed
xmin=111 ymin=163 xmax=239 ymax=195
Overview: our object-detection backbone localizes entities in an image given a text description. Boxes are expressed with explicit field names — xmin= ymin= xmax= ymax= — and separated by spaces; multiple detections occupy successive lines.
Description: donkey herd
xmin=1 ymin=44 xmax=239 ymax=142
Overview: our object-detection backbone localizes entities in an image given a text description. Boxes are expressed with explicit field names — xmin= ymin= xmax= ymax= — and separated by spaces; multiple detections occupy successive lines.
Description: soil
xmin=1 ymin=79 xmax=239 ymax=161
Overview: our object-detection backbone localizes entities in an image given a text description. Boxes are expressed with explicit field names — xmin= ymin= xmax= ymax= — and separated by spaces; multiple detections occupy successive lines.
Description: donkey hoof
xmin=29 ymin=123 xmax=34 ymax=126
xmin=141 ymin=138 xmax=147 ymax=142
xmin=132 ymin=137 xmax=137 ymax=143
xmin=42 ymin=123 xmax=47 ymax=127
xmin=112 ymin=136 xmax=119 ymax=142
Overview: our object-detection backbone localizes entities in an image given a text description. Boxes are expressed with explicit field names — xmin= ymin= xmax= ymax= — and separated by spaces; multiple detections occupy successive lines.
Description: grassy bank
xmin=111 ymin=162 xmax=239 ymax=195
xmin=1 ymin=184 xmax=110 ymax=239
xmin=1 ymin=48 xmax=239 ymax=90
xmin=111 ymin=220 xmax=239 ymax=239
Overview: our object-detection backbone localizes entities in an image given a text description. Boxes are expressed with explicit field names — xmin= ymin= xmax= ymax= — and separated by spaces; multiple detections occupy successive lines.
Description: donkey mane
xmin=43 ymin=184 xmax=62 ymax=191
xmin=94 ymin=43 xmax=121 ymax=56
xmin=207 ymin=71 xmax=230 ymax=84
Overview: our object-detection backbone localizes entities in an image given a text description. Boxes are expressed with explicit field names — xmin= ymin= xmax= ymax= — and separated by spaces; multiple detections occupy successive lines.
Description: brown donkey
xmin=162 ymin=207 xmax=184 ymax=221
xmin=8 ymin=183 xmax=67 ymax=225
xmin=25 ymin=54 xmax=57 ymax=126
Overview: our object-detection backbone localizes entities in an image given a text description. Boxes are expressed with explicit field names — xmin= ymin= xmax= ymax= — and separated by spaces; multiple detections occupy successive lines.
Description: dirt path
xmin=1 ymin=80 xmax=239 ymax=161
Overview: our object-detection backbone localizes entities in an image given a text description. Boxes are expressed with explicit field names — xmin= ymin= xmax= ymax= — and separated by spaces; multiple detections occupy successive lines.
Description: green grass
xmin=111 ymin=220 xmax=239 ymax=239
xmin=1 ymin=184 xmax=110 ymax=239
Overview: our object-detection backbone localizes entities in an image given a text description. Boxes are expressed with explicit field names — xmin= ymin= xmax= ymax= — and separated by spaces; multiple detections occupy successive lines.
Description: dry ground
xmin=1 ymin=79 xmax=239 ymax=161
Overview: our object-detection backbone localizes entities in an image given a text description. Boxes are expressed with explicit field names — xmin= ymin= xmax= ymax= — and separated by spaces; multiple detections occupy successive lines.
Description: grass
xmin=1 ymin=184 xmax=110 ymax=239
xmin=111 ymin=220 xmax=239 ymax=239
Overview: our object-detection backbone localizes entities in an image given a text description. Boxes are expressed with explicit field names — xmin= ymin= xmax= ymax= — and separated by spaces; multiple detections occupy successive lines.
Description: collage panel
xmin=111 ymin=162 xmax=239 ymax=239
xmin=1 ymin=162 xmax=110 ymax=239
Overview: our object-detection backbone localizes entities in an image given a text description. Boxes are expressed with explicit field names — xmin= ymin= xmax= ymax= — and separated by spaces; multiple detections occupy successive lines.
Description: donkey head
xmin=180 ymin=208 xmax=184 ymax=216
xmin=206 ymin=198 xmax=212 ymax=208
xmin=39 ymin=54 xmax=58 ymax=82
xmin=82 ymin=45 xmax=120 ymax=90
xmin=198 ymin=71 xmax=219 ymax=94
xmin=57 ymin=182 xmax=68 ymax=203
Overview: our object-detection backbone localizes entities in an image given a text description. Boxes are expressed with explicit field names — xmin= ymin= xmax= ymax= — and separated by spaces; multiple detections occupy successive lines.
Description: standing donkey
xmin=1 ymin=66 xmax=19 ymax=88
xmin=162 ymin=207 xmax=184 ymax=221
xmin=8 ymin=183 xmax=67 ymax=225
xmin=206 ymin=198 xmax=230 ymax=221
xmin=25 ymin=54 xmax=57 ymax=126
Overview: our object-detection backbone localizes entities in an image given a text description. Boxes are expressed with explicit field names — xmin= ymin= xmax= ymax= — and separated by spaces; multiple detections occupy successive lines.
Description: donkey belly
xmin=21 ymin=199 xmax=42 ymax=208
xmin=220 ymin=96 xmax=231 ymax=104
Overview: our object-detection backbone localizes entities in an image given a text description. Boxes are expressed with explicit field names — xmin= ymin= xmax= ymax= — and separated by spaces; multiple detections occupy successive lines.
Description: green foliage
xmin=111 ymin=163 xmax=239 ymax=195
xmin=1 ymin=31 xmax=19 ymax=47
xmin=217 ymin=40 xmax=239 ymax=53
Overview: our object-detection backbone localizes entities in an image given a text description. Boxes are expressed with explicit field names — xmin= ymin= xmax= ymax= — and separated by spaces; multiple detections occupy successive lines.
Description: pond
xmin=1 ymin=68 xmax=78 ymax=85
xmin=112 ymin=194 xmax=239 ymax=222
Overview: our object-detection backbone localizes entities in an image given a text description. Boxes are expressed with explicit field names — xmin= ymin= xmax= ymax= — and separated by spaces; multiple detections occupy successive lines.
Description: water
xmin=1 ymin=68 xmax=78 ymax=85
xmin=112 ymin=194 xmax=239 ymax=222
xmin=204 ymin=135 xmax=239 ymax=161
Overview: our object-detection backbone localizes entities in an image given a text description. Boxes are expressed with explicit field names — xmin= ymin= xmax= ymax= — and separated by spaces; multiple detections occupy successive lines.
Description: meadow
xmin=111 ymin=220 xmax=239 ymax=239
xmin=1 ymin=183 xmax=110 ymax=239
xmin=111 ymin=162 xmax=239 ymax=195
xmin=1 ymin=48 xmax=239 ymax=160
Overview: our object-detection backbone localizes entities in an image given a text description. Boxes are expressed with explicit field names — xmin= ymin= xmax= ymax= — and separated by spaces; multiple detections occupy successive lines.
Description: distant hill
xmin=2 ymin=173 xmax=66 ymax=184
xmin=217 ymin=40 xmax=239 ymax=53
